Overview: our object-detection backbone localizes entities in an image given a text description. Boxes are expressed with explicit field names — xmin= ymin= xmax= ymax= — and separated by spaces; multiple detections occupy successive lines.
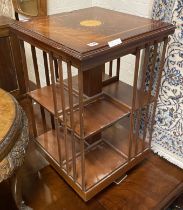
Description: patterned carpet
xmin=151 ymin=0 xmax=183 ymax=169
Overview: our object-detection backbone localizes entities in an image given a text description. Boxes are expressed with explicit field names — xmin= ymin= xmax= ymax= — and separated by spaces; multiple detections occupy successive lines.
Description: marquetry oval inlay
xmin=80 ymin=20 xmax=102 ymax=27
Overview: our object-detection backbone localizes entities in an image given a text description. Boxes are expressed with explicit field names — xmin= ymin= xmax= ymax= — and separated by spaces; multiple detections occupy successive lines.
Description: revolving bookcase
xmin=10 ymin=7 xmax=175 ymax=201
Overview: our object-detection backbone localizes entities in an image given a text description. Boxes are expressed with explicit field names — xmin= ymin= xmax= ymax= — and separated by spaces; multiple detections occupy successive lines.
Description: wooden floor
xmin=0 ymin=99 xmax=183 ymax=210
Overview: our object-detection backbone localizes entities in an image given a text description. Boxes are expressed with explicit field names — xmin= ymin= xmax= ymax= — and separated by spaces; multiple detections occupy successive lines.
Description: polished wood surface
xmin=11 ymin=7 xmax=175 ymax=70
xmin=10 ymin=7 xmax=176 ymax=201
xmin=1 ymin=144 xmax=182 ymax=210
xmin=0 ymin=16 xmax=18 ymax=92
xmin=0 ymin=16 xmax=26 ymax=95
xmin=11 ymin=7 xmax=172 ymax=53
xmin=0 ymin=89 xmax=15 ymax=144
xmin=20 ymin=99 xmax=183 ymax=209
xmin=0 ymin=98 xmax=182 ymax=209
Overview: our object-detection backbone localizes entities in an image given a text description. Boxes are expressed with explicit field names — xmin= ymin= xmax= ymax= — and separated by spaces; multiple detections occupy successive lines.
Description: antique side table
xmin=10 ymin=7 xmax=175 ymax=201
xmin=0 ymin=88 xmax=29 ymax=208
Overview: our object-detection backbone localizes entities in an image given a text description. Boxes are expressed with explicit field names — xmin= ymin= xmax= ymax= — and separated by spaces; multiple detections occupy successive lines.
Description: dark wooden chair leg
xmin=11 ymin=169 xmax=32 ymax=210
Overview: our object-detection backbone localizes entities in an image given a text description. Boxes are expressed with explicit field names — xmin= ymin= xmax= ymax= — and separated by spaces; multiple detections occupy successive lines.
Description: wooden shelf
xmin=28 ymin=83 xmax=130 ymax=139
xmin=64 ymin=75 xmax=155 ymax=111
xmin=74 ymin=140 xmax=127 ymax=189
xmin=65 ymin=94 xmax=130 ymax=139
xmin=35 ymin=129 xmax=80 ymax=163
xmin=28 ymin=83 xmax=79 ymax=115
xmin=103 ymin=80 xmax=155 ymax=110
xmin=34 ymin=123 xmax=130 ymax=190
xmin=103 ymin=118 xmax=149 ymax=158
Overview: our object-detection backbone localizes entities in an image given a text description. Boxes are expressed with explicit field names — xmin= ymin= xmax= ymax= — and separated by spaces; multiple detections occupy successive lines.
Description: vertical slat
xmin=109 ymin=61 xmax=113 ymax=77
xmin=142 ymin=42 xmax=158 ymax=151
xmin=31 ymin=46 xmax=41 ymax=87
xmin=19 ymin=40 xmax=30 ymax=92
xmin=66 ymin=61 xmax=75 ymax=175
xmin=128 ymin=49 xmax=140 ymax=159
xmin=149 ymin=38 xmax=168 ymax=147
xmin=43 ymin=51 xmax=55 ymax=129
xmin=19 ymin=40 xmax=37 ymax=137
xmin=134 ymin=109 xmax=140 ymax=155
xmin=54 ymin=58 xmax=59 ymax=80
xmin=116 ymin=58 xmax=120 ymax=79
xmin=134 ymin=45 xmax=150 ymax=155
xmin=43 ymin=51 xmax=50 ymax=86
xmin=49 ymin=52 xmax=62 ymax=166
xmin=58 ymin=59 xmax=67 ymax=169
xmin=140 ymin=45 xmax=150 ymax=93
xmin=78 ymin=69 xmax=85 ymax=191
xmin=20 ymin=40 xmax=37 ymax=137
xmin=28 ymin=98 xmax=37 ymax=137
xmin=31 ymin=46 xmax=47 ymax=132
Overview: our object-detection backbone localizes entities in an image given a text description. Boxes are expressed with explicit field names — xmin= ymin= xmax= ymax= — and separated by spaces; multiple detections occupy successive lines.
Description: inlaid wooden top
xmin=0 ymin=89 xmax=16 ymax=143
xmin=11 ymin=7 xmax=175 ymax=57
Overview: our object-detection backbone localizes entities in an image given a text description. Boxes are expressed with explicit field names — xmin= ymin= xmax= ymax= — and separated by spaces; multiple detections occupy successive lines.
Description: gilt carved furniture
xmin=0 ymin=88 xmax=29 ymax=208
xmin=10 ymin=7 xmax=175 ymax=201
xmin=12 ymin=0 xmax=47 ymax=20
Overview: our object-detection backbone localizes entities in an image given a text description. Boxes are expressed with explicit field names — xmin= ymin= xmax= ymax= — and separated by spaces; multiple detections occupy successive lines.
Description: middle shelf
xmin=28 ymin=83 xmax=130 ymax=139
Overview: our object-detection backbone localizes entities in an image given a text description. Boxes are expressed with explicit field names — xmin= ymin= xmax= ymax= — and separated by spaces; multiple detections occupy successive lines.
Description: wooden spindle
xmin=49 ymin=52 xmax=62 ymax=166
xmin=66 ymin=61 xmax=75 ymax=175
xmin=116 ymin=58 xmax=120 ymax=79
xmin=20 ymin=40 xmax=37 ymax=137
xmin=43 ymin=51 xmax=55 ymax=129
xmin=19 ymin=40 xmax=30 ymax=92
xmin=128 ymin=49 xmax=140 ymax=159
xmin=58 ymin=59 xmax=68 ymax=169
xmin=142 ymin=43 xmax=158 ymax=151
xmin=134 ymin=45 xmax=150 ymax=154
xmin=43 ymin=51 xmax=50 ymax=86
xmin=54 ymin=58 xmax=59 ymax=80
xmin=141 ymin=45 xmax=150 ymax=92
xmin=109 ymin=61 xmax=113 ymax=77
xmin=31 ymin=46 xmax=47 ymax=132
xmin=149 ymin=38 xmax=168 ymax=147
xmin=31 ymin=46 xmax=41 ymax=87
xmin=78 ymin=69 xmax=85 ymax=191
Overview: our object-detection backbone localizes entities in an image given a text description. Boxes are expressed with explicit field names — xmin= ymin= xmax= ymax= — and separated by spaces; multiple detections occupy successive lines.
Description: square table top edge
xmin=9 ymin=7 xmax=176 ymax=70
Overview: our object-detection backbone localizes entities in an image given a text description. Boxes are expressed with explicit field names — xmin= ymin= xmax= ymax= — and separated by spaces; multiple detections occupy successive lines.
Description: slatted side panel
xmin=102 ymin=58 xmax=121 ymax=86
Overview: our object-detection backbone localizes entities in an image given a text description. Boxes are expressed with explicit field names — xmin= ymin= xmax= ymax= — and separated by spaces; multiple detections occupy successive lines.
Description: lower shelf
xmin=35 ymin=128 xmax=127 ymax=190
xmin=34 ymin=117 xmax=148 ymax=191
xmin=73 ymin=140 xmax=127 ymax=189
xmin=36 ymin=129 xmax=83 ymax=164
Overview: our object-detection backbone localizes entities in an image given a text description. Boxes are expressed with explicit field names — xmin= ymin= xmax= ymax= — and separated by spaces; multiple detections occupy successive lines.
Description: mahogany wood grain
xmin=1 ymin=98 xmax=182 ymax=210
xmin=67 ymin=74 xmax=155 ymax=110
xmin=83 ymin=65 xmax=103 ymax=97
xmin=28 ymin=84 xmax=79 ymax=115
xmin=10 ymin=7 xmax=176 ymax=201
xmin=0 ymin=17 xmax=17 ymax=92
xmin=66 ymin=95 xmax=130 ymax=139
xmin=0 ymin=16 xmax=26 ymax=96
xmin=23 ymin=97 xmax=183 ymax=210
xmin=10 ymin=7 xmax=175 ymax=70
